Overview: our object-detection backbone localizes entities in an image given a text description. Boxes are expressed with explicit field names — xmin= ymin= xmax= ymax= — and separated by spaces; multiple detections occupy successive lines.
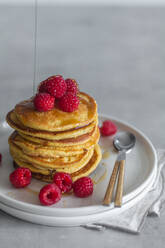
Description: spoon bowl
xmin=113 ymin=132 xmax=136 ymax=153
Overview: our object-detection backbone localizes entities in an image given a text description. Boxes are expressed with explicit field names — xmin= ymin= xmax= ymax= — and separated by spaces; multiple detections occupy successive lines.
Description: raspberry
xmin=39 ymin=183 xmax=61 ymax=206
xmin=65 ymin=78 xmax=79 ymax=95
xmin=59 ymin=93 xmax=79 ymax=112
xmin=100 ymin=120 xmax=117 ymax=136
xmin=53 ymin=172 xmax=73 ymax=193
xmin=73 ymin=177 xmax=93 ymax=198
xmin=0 ymin=153 xmax=2 ymax=163
xmin=38 ymin=80 xmax=47 ymax=93
xmin=9 ymin=168 xmax=32 ymax=188
xmin=34 ymin=93 xmax=55 ymax=112
xmin=44 ymin=75 xmax=67 ymax=98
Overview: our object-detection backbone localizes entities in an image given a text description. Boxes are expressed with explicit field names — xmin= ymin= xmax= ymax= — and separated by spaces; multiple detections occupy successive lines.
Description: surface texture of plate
xmin=0 ymin=115 xmax=157 ymax=225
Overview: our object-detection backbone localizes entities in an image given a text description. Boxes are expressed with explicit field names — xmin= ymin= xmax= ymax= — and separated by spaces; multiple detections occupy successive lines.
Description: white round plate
xmin=0 ymin=115 xmax=157 ymax=226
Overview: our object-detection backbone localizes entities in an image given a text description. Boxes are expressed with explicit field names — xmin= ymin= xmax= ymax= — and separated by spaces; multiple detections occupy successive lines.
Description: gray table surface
xmin=0 ymin=4 xmax=165 ymax=248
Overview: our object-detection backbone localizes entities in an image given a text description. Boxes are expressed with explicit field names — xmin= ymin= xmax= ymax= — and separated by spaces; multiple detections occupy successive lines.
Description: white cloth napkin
xmin=82 ymin=149 xmax=165 ymax=234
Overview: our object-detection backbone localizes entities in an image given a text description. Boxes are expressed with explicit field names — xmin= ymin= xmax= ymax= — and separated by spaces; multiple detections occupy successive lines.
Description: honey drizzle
xmin=25 ymin=187 xmax=39 ymax=195
xmin=7 ymin=192 xmax=15 ymax=197
xmin=63 ymin=200 xmax=67 ymax=207
xmin=92 ymin=168 xmax=107 ymax=185
xmin=63 ymin=191 xmax=73 ymax=197
xmin=102 ymin=150 xmax=110 ymax=159
xmin=101 ymin=162 xmax=107 ymax=167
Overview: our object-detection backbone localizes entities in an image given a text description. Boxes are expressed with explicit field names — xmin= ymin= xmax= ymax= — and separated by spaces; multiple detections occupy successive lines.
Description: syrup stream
xmin=33 ymin=0 xmax=38 ymax=94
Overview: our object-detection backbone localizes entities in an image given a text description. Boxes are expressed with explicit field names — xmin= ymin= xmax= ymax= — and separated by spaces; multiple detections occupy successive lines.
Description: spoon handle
xmin=103 ymin=160 xmax=120 ymax=206
xmin=114 ymin=160 xmax=125 ymax=207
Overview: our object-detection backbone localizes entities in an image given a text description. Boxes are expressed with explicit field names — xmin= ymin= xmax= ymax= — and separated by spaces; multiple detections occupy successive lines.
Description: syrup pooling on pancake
xmin=13 ymin=92 xmax=97 ymax=132
xmin=6 ymin=110 xmax=98 ymax=140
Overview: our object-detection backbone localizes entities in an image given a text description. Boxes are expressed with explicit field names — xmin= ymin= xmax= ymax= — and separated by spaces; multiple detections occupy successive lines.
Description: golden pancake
xmin=14 ymin=128 xmax=100 ymax=157
xmin=10 ymin=146 xmax=95 ymax=174
xmin=6 ymin=110 xmax=98 ymax=140
xmin=12 ymin=92 xmax=97 ymax=132
xmin=13 ymin=158 xmax=50 ymax=175
xmin=18 ymin=126 xmax=100 ymax=149
xmin=13 ymin=144 xmax=102 ymax=182
xmin=9 ymin=140 xmax=94 ymax=170
xmin=71 ymin=144 xmax=102 ymax=181
xmin=10 ymin=131 xmax=85 ymax=157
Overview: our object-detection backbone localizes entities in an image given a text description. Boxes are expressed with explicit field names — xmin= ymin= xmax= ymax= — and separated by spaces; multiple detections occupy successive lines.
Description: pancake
xmin=12 ymin=92 xmax=97 ymax=132
xmin=14 ymin=128 xmax=100 ymax=157
xmin=10 ymin=131 xmax=85 ymax=157
xmin=13 ymin=158 xmax=51 ymax=175
xmin=18 ymin=126 xmax=100 ymax=149
xmin=9 ymin=140 xmax=94 ymax=170
xmin=71 ymin=144 xmax=102 ymax=181
xmin=13 ymin=144 xmax=102 ymax=182
xmin=6 ymin=110 xmax=98 ymax=140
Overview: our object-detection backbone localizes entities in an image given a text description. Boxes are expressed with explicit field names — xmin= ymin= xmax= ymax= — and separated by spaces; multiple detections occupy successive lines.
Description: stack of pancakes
xmin=6 ymin=92 xmax=101 ymax=182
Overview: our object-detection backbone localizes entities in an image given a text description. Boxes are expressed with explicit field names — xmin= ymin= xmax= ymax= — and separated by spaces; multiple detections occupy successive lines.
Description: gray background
xmin=0 ymin=4 xmax=165 ymax=248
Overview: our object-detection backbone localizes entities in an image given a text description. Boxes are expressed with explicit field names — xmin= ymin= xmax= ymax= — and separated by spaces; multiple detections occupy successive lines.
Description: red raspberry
xmin=39 ymin=183 xmax=61 ymax=206
xmin=0 ymin=153 xmax=2 ymax=163
xmin=100 ymin=120 xmax=117 ymax=136
xmin=9 ymin=168 xmax=32 ymax=188
xmin=65 ymin=78 xmax=79 ymax=95
xmin=44 ymin=75 xmax=67 ymax=98
xmin=59 ymin=93 xmax=79 ymax=112
xmin=53 ymin=172 xmax=73 ymax=193
xmin=38 ymin=80 xmax=47 ymax=93
xmin=34 ymin=93 xmax=55 ymax=112
xmin=73 ymin=177 xmax=93 ymax=198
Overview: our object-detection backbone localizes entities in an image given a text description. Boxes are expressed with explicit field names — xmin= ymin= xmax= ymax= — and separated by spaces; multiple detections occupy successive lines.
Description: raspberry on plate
xmin=65 ymin=78 xmax=79 ymax=95
xmin=73 ymin=177 xmax=93 ymax=198
xmin=43 ymin=75 xmax=67 ymax=98
xmin=34 ymin=93 xmax=55 ymax=112
xmin=9 ymin=168 xmax=32 ymax=188
xmin=100 ymin=120 xmax=117 ymax=136
xmin=39 ymin=183 xmax=61 ymax=206
xmin=59 ymin=93 xmax=79 ymax=112
xmin=53 ymin=172 xmax=73 ymax=193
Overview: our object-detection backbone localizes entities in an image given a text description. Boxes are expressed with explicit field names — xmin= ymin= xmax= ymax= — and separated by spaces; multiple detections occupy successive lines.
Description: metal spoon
xmin=113 ymin=132 xmax=136 ymax=153
xmin=103 ymin=132 xmax=136 ymax=207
